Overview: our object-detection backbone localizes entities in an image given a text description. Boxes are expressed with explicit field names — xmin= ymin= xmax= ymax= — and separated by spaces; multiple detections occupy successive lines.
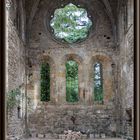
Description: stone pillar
xmin=50 ymin=68 xmax=56 ymax=103
xmin=82 ymin=63 xmax=92 ymax=105
xmin=78 ymin=64 xmax=85 ymax=103
xmin=103 ymin=63 xmax=113 ymax=105
xmin=33 ymin=66 xmax=40 ymax=108
xmin=55 ymin=63 xmax=66 ymax=104
xmin=127 ymin=0 xmax=133 ymax=28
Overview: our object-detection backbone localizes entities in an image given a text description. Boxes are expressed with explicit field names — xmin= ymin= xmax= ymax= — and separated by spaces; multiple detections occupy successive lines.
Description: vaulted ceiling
xmin=25 ymin=0 xmax=119 ymax=24
xmin=24 ymin=0 xmax=119 ymax=41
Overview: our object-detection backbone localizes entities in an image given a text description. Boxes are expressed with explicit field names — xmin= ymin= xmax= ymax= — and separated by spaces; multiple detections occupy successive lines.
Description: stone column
xmin=78 ymin=64 xmax=85 ymax=103
xmin=55 ymin=63 xmax=66 ymax=104
xmin=82 ymin=63 xmax=93 ymax=105
xmin=127 ymin=0 xmax=133 ymax=28
xmin=50 ymin=68 xmax=56 ymax=103
xmin=103 ymin=63 xmax=113 ymax=105
xmin=33 ymin=66 xmax=40 ymax=108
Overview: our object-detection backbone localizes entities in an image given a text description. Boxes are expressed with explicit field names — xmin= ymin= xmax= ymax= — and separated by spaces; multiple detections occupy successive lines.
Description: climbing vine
xmin=40 ymin=63 xmax=50 ymax=101
xmin=6 ymin=88 xmax=21 ymax=111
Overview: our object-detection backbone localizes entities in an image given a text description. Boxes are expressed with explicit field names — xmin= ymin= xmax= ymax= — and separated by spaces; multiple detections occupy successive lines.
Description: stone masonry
xmin=6 ymin=0 xmax=134 ymax=139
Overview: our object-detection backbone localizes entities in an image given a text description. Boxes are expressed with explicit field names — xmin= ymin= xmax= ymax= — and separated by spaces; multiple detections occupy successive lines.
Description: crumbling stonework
xmin=6 ymin=0 xmax=134 ymax=139
xmin=28 ymin=104 xmax=116 ymax=138
xmin=8 ymin=18 xmax=26 ymax=92
xmin=6 ymin=0 xmax=26 ymax=138
xmin=116 ymin=0 xmax=134 ymax=138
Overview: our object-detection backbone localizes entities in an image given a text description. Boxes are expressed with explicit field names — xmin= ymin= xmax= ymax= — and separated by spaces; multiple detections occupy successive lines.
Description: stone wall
xmin=28 ymin=104 xmax=116 ymax=138
xmin=25 ymin=0 xmax=119 ymax=137
xmin=116 ymin=0 xmax=134 ymax=138
xmin=6 ymin=0 xmax=26 ymax=138
xmin=5 ymin=0 xmax=134 ymax=139
xmin=8 ymin=18 xmax=26 ymax=91
xmin=26 ymin=0 xmax=117 ymax=105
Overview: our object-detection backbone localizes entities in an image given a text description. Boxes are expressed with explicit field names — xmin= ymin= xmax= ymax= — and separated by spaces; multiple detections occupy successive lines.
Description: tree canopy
xmin=50 ymin=3 xmax=92 ymax=43
xmin=66 ymin=60 xmax=79 ymax=102
xmin=94 ymin=63 xmax=103 ymax=103
xmin=40 ymin=63 xmax=50 ymax=101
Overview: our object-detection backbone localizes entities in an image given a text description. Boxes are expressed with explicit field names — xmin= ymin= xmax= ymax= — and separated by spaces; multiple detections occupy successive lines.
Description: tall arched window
xmin=93 ymin=62 xmax=103 ymax=104
xmin=40 ymin=63 xmax=50 ymax=101
xmin=66 ymin=60 xmax=78 ymax=102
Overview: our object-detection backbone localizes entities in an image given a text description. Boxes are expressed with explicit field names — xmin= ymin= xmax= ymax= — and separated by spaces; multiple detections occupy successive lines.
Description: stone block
xmin=95 ymin=133 xmax=100 ymax=138
xmin=90 ymin=134 xmax=94 ymax=138
xmin=59 ymin=134 xmax=66 ymax=139
xmin=37 ymin=134 xmax=45 ymax=138
xmin=81 ymin=134 xmax=87 ymax=139
xmin=101 ymin=133 xmax=106 ymax=138
xmin=31 ymin=133 xmax=36 ymax=138
xmin=45 ymin=134 xmax=53 ymax=138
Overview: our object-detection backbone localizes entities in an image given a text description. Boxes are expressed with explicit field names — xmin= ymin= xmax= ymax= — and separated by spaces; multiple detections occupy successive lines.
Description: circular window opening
xmin=50 ymin=3 xmax=93 ymax=44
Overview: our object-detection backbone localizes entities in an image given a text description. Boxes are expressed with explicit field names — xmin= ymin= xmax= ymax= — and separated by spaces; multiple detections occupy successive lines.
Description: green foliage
xmin=7 ymin=88 xmax=21 ymax=111
xmin=50 ymin=3 xmax=92 ymax=43
xmin=66 ymin=61 xmax=78 ymax=102
xmin=40 ymin=63 xmax=50 ymax=101
xmin=94 ymin=86 xmax=103 ymax=102
xmin=94 ymin=63 xmax=103 ymax=103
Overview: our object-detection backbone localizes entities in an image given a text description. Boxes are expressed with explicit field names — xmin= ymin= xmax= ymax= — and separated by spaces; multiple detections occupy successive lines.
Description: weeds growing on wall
xmin=6 ymin=88 xmax=21 ymax=111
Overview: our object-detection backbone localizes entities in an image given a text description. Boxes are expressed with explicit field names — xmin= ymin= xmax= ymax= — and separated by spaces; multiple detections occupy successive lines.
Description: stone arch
xmin=39 ymin=55 xmax=55 ymax=69
xmin=61 ymin=54 xmax=83 ymax=65
xmin=61 ymin=54 xmax=84 ymax=103
xmin=88 ymin=53 xmax=114 ymax=105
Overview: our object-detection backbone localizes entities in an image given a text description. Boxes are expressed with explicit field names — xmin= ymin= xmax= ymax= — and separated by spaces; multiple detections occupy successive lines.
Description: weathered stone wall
xmin=27 ymin=0 xmax=117 ymax=104
xmin=6 ymin=0 xmax=134 ymax=139
xmin=8 ymin=18 xmax=26 ymax=91
xmin=116 ymin=0 xmax=134 ymax=138
xmin=7 ymin=107 xmax=24 ymax=139
xmin=28 ymin=104 xmax=116 ymax=138
xmin=25 ymin=0 xmax=119 ymax=137
xmin=6 ymin=0 xmax=26 ymax=138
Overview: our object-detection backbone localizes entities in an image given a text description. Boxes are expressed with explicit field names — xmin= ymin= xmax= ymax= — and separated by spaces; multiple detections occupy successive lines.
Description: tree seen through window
xmin=93 ymin=62 xmax=103 ymax=104
xmin=40 ymin=63 xmax=50 ymax=101
xmin=50 ymin=3 xmax=92 ymax=43
xmin=66 ymin=60 xmax=79 ymax=102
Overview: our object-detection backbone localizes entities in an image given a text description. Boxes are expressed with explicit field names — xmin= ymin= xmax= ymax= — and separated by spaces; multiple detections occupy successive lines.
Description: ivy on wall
xmin=7 ymin=88 xmax=21 ymax=111
xmin=40 ymin=63 xmax=50 ymax=101
xmin=66 ymin=60 xmax=79 ymax=102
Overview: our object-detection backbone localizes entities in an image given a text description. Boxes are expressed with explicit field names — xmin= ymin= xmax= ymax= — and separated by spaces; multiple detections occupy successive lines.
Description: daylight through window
xmin=50 ymin=3 xmax=92 ymax=43
xmin=93 ymin=62 xmax=103 ymax=104
xmin=66 ymin=60 xmax=79 ymax=102
xmin=40 ymin=63 xmax=50 ymax=101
